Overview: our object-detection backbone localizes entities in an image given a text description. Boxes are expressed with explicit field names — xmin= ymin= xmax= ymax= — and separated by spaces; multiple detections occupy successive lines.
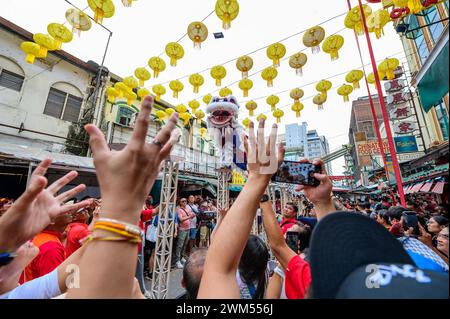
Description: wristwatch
xmin=260 ymin=194 xmax=270 ymax=203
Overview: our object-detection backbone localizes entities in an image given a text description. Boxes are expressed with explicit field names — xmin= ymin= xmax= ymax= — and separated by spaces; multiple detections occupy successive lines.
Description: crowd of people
xmin=0 ymin=96 xmax=448 ymax=299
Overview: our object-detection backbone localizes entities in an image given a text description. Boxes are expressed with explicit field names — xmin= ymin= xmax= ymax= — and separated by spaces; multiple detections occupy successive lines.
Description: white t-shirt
xmin=0 ymin=269 xmax=61 ymax=299
xmin=188 ymin=203 xmax=198 ymax=229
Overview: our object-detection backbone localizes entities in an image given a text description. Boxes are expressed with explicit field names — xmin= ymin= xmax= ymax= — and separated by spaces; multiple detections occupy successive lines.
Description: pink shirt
xmin=177 ymin=206 xmax=192 ymax=231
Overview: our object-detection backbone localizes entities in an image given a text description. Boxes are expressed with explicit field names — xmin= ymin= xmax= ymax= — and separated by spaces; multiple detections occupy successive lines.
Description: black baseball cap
xmin=309 ymin=212 xmax=449 ymax=299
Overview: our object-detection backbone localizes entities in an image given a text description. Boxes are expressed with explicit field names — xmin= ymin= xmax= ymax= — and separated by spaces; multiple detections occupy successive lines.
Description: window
xmin=424 ymin=7 xmax=444 ymax=43
xmin=0 ymin=69 xmax=24 ymax=92
xmin=408 ymin=15 xmax=429 ymax=65
xmin=43 ymin=87 xmax=83 ymax=122
xmin=117 ymin=105 xmax=136 ymax=126
xmin=360 ymin=121 xmax=375 ymax=139
xmin=434 ymin=100 xmax=449 ymax=141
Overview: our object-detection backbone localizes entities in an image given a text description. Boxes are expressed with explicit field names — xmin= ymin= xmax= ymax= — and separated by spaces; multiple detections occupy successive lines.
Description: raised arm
xmin=198 ymin=119 xmax=283 ymax=299
xmin=67 ymin=96 xmax=180 ymax=298
xmin=260 ymin=195 xmax=296 ymax=270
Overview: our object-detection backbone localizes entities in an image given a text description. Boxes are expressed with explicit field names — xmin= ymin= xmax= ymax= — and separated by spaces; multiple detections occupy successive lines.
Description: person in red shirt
xmin=24 ymin=212 xmax=73 ymax=282
xmin=65 ymin=208 xmax=91 ymax=258
xmin=280 ymin=202 xmax=299 ymax=235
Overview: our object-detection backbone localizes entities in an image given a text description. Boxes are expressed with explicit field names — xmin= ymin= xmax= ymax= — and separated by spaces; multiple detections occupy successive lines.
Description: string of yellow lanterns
xmin=344 ymin=5 xmax=372 ymax=36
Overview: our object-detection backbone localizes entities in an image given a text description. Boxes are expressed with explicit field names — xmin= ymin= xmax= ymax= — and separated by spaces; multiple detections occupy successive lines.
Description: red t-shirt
xmin=139 ymin=207 xmax=154 ymax=251
xmin=65 ymin=223 xmax=90 ymax=257
xmin=285 ymin=255 xmax=312 ymax=299
xmin=280 ymin=217 xmax=297 ymax=235
xmin=24 ymin=231 xmax=65 ymax=282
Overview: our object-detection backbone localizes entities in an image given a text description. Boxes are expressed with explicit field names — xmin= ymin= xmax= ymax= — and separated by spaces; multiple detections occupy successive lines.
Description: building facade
xmin=394 ymin=1 xmax=449 ymax=145
xmin=307 ymin=130 xmax=332 ymax=175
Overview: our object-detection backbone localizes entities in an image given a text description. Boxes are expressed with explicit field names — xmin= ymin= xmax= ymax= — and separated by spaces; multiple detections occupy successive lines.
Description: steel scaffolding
xmin=150 ymin=160 xmax=180 ymax=299
xmin=217 ymin=169 xmax=231 ymax=210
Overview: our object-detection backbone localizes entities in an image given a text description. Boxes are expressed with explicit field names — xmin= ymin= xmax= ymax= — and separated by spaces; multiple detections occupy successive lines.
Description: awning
xmin=431 ymin=182 xmax=445 ymax=194
xmin=420 ymin=182 xmax=433 ymax=193
xmin=404 ymin=185 xmax=412 ymax=194
xmin=416 ymin=27 xmax=449 ymax=112
xmin=410 ymin=183 xmax=424 ymax=194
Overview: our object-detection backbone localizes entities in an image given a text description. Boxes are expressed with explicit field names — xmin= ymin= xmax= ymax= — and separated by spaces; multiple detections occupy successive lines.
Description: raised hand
xmin=295 ymin=159 xmax=334 ymax=220
xmin=0 ymin=159 xmax=92 ymax=252
xmin=85 ymin=96 xmax=180 ymax=225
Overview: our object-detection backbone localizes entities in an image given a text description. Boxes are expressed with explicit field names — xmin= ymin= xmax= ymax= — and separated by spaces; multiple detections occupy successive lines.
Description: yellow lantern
xmin=152 ymin=85 xmax=166 ymax=102
xmin=166 ymin=108 xmax=175 ymax=118
xmin=114 ymin=82 xmax=130 ymax=98
xmin=236 ymin=55 xmax=253 ymax=79
xmin=47 ymin=23 xmax=73 ymax=50
xmin=137 ymin=88 xmax=150 ymax=101
xmin=202 ymin=95 xmax=212 ymax=105
xmin=180 ymin=112 xmax=192 ymax=126
xmin=20 ymin=42 xmax=41 ymax=64
xmin=189 ymin=74 xmax=205 ymax=93
xmin=165 ymin=42 xmax=185 ymax=67
xmin=176 ymin=104 xmax=188 ymax=114
xmin=407 ymin=0 xmax=423 ymax=14
xmin=337 ymin=84 xmax=354 ymax=102
xmin=322 ymin=35 xmax=344 ymax=61
xmin=187 ymin=22 xmax=208 ymax=49
xmin=273 ymin=109 xmax=284 ymax=124
xmin=219 ymin=87 xmax=233 ymax=97
xmin=169 ymin=80 xmax=184 ymax=98
xmin=367 ymin=9 xmax=391 ymax=39
xmin=267 ymin=43 xmax=287 ymax=67
xmin=239 ymin=79 xmax=253 ymax=97
xmin=88 ymin=0 xmax=115 ymax=24
xmin=155 ymin=110 xmax=167 ymax=122
xmin=195 ymin=110 xmax=205 ymax=124
xmin=378 ymin=58 xmax=399 ymax=80
xmin=393 ymin=0 xmax=408 ymax=6
xmin=266 ymin=95 xmax=280 ymax=112
xmin=122 ymin=0 xmax=136 ymax=7
xmin=33 ymin=34 xmax=57 ymax=59
xmin=148 ymin=57 xmax=166 ymax=78
xmin=257 ymin=114 xmax=267 ymax=122
xmin=65 ymin=8 xmax=92 ymax=37
xmin=316 ymin=80 xmax=332 ymax=96
xmin=261 ymin=67 xmax=278 ymax=87
xmin=313 ymin=93 xmax=328 ymax=111
xmin=246 ymin=101 xmax=258 ymax=117
xmin=190 ymin=100 xmax=201 ymax=113
xmin=303 ymin=26 xmax=326 ymax=54
xmin=123 ymin=76 xmax=138 ymax=90
xmin=134 ymin=67 xmax=151 ymax=87
xmin=367 ymin=71 xmax=385 ymax=86
xmin=345 ymin=70 xmax=364 ymax=89
xmin=124 ymin=90 xmax=137 ymax=106
xmin=211 ymin=65 xmax=227 ymax=86
xmin=290 ymin=88 xmax=304 ymax=103
xmin=289 ymin=52 xmax=308 ymax=76
xmin=215 ymin=0 xmax=239 ymax=30
xmin=344 ymin=5 xmax=372 ymax=36
xmin=291 ymin=102 xmax=304 ymax=118
xmin=242 ymin=118 xmax=251 ymax=129
xmin=106 ymin=87 xmax=119 ymax=104
xmin=200 ymin=127 xmax=208 ymax=138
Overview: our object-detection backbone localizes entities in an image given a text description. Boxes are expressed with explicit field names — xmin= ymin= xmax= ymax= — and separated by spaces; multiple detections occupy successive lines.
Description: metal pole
xmin=401 ymin=62 xmax=428 ymax=153
xmin=356 ymin=0 xmax=406 ymax=207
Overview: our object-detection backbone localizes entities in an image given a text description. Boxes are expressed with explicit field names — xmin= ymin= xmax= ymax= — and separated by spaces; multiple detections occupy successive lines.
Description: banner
xmin=232 ymin=170 xmax=246 ymax=185
xmin=356 ymin=140 xmax=390 ymax=157
xmin=394 ymin=136 xmax=419 ymax=153
xmin=393 ymin=121 xmax=419 ymax=134
xmin=389 ymin=103 xmax=412 ymax=119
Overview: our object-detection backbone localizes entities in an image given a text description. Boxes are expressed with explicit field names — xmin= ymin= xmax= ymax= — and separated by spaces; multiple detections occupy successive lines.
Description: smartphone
xmin=286 ymin=231 xmax=299 ymax=253
xmin=402 ymin=211 xmax=419 ymax=229
xmin=272 ymin=161 xmax=321 ymax=186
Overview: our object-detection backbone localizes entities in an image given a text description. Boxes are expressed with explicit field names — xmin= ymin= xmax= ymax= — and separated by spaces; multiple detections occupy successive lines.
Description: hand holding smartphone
xmin=272 ymin=161 xmax=321 ymax=187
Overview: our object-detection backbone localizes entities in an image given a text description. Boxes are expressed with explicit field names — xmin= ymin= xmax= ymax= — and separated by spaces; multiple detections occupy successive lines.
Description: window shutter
xmin=62 ymin=94 xmax=83 ymax=122
xmin=44 ymin=88 xmax=66 ymax=119
xmin=0 ymin=69 xmax=24 ymax=92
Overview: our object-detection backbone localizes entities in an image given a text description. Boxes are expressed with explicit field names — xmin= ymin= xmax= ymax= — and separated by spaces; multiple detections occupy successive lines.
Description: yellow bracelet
xmin=93 ymin=225 xmax=141 ymax=241
xmin=95 ymin=220 xmax=142 ymax=237
xmin=84 ymin=235 xmax=141 ymax=244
